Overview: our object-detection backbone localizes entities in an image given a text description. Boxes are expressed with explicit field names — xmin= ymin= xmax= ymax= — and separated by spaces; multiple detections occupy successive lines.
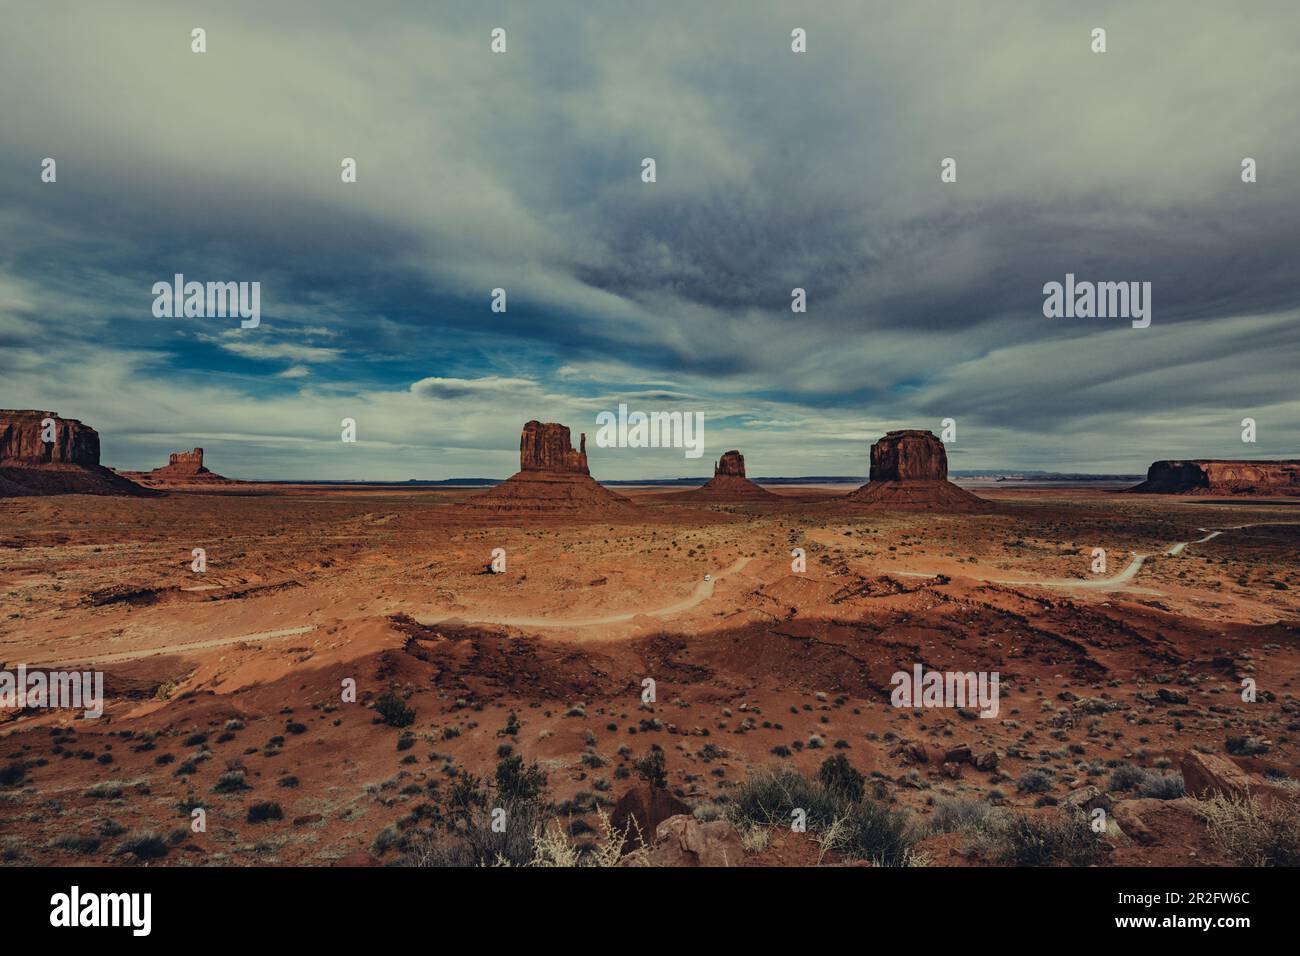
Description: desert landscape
xmin=2 ymin=412 xmax=1297 ymax=868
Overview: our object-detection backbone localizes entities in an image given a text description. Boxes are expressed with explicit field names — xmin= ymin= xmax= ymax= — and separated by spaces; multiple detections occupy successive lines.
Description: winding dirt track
xmin=422 ymin=557 xmax=754 ymax=629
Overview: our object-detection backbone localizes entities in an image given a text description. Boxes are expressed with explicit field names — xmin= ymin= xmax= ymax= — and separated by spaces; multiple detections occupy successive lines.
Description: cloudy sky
xmin=2 ymin=1 xmax=1298 ymax=479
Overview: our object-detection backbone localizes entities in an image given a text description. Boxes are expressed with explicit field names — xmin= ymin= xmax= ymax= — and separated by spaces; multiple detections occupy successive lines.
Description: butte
xmin=123 ymin=447 xmax=240 ymax=487
xmin=670 ymin=450 xmax=777 ymax=501
xmin=845 ymin=429 xmax=984 ymax=511
xmin=457 ymin=420 xmax=635 ymax=517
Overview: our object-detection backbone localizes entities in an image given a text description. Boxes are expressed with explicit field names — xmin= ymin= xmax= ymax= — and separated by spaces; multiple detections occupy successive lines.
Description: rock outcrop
xmin=643 ymin=815 xmax=747 ymax=867
xmin=458 ymin=420 xmax=634 ymax=517
xmin=846 ymin=429 xmax=984 ymax=510
xmin=1130 ymin=459 xmax=1300 ymax=496
xmin=610 ymin=785 xmax=690 ymax=851
xmin=123 ymin=447 xmax=239 ymax=486
xmin=672 ymin=449 xmax=777 ymax=501
xmin=520 ymin=421 xmax=589 ymax=474
xmin=0 ymin=410 xmax=151 ymax=496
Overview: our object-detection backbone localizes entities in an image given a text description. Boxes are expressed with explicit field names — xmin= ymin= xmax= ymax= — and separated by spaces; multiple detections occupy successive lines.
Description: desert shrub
xmin=817 ymin=754 xmax=865 ymax=803
xmin=246 ymin=801 xmax=283 ymax=823
xmin=374 ymin=691 xmax=415 ymax=728
xmin=113 ymin=831 xmax=169 ymax=861
xmin=1136 ymin=772 xmax=1185 ymax=800
xmin=212 ymin=768 xmax=250 ymax=793
xmin=1225 ymin=736 xmax=1271 ymax=757
xmin=51 ymin=833 xmax=101 ymax=854
xmin=83 ymin=780 xmax=124 ymax=799
xmin=981 ymin=810 xmax=1104 ymax=866
xmin=1199 ymin=795 xmax=1300 ymax=866
xmin=728 ymin=764 xmax=914 ymax=866
xmin=928 ymin=796 xmax=996 ymax=835
xmin=1107 ymin=763 xmax=1148 ymax=792
xmin=494 ymin=755 xmax=548 ymax=803
xmin=1016 ymin=769 xmax=1054 ymax=794
xmin=633 ymin=747 xmax=667 ymax=789
xmin=0 ymin=762 xmax=26 ymax=787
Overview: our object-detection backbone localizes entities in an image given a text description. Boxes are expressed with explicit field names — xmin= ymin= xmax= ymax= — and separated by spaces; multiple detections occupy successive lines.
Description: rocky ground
xmin=1 ymin=485 xmax=1297 ymax=866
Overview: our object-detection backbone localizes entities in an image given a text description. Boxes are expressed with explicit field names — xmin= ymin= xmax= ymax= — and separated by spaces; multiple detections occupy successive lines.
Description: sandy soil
xmin=1 ymin=484 xmax=1297 ymax=866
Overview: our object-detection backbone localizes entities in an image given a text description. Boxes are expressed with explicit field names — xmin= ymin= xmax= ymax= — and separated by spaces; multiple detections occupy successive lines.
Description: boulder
xmin=611 ymin=785 xmax=690 ymax=850
xmin=646 ymin=815 xmax=746 ymax=867
xmin=1180 ymin=751 xmax=1259 ymax=801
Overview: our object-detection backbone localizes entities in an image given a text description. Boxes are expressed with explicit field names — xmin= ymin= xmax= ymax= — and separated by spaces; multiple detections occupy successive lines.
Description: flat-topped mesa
xmin=848 ymin=428 xmax=984 ymax=511
xmin=1130 ymin=459 xmax=1300 ymax=496
xmin=0 ymin=409 xmax=100 ymax=466
xmin=520 ymin=421 xmax=589 ymax=474
xmin=0 ymin=409 xmax=150 ymax=496
xmin=714 ymin=450 xmax=746 ymax=478
xmin=870 ymin=429 xmax=948 ymax=482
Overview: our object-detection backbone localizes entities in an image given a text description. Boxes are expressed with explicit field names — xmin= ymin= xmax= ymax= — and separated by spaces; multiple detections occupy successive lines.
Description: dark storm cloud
xmin=0 ymin=0 xmax=1297 ymax=478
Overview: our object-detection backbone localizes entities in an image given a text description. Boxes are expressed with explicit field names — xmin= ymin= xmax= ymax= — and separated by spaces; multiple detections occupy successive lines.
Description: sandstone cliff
xmin=0 ymin=410 xmax=151 ymax=496
xmin=459 ymin=420 xmax=633 ymax=517
xmin=848 ymin=429 xmax=984 ymax=511
xmin=1130 ymin=459 xmax=1300 ymax=496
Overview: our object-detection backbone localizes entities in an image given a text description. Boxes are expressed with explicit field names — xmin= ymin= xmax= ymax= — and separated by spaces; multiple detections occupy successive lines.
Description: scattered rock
xmin=645 ymin=814 xmax=746 ymax=867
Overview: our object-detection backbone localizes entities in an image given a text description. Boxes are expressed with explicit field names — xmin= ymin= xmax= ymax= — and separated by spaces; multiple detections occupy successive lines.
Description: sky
xmin=1 ymin=0 xmax=1298 ymax=480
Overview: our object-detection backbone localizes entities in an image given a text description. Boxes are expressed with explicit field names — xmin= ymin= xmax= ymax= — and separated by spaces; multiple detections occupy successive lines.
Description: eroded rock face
xmin=714 ymin=450 xmax=746 ymax=478
xmin=869 ymin=429 xmax=948 ymax=482
xmin=459 ymin=420 xmax=633 ymax=517
xmin=165 ymin=448 xmax=205 ymax=472
xmin=1131 ymin=459 xmax=1300 ymax=495
xmin=645 ymin=815 xmax=746 ymax=867
xmin=0 ymin=410 xmax=100 ymax=466
xmin=848 ymin=428 xmax=984 ymax=511
xmin=520 ymin=421 xmax=589 ymax=474
xmin=0 ymin=409 xmax=149 ymax=496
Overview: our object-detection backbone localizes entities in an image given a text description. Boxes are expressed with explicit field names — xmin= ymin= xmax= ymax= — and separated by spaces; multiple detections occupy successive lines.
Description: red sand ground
xmin=1 ymin=484 xmax=1297 ymax=866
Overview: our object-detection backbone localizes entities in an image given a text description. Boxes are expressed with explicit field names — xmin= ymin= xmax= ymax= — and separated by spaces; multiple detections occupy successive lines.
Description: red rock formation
xmin=0 ymin=410 xmax=151 ymax=496
xmin=869 ymin=429 xmax=949 ymax=481
xmin=1130 ymin=459 xmax=1300 ymax=496
xmin=714 ymin=450 xmax=746 ymax=478
xmin=459 ymin=420 xmax=633 ymax=517
xmin=520 ymin=421 xmax=589 ymax=474
xmin=120 ymin=446 xmax=241 ymax=487
xmin=672 ymin=449 xmax=777 ymax=501
xmin=847 ymin=429 xmax=984 ymax=511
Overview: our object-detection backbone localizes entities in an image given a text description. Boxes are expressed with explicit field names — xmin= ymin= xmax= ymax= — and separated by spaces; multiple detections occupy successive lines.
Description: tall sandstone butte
xmin=0 ymin=410 xmax=150 ymax=496
xmin=674 ymin=449 xmax=776 ymax=501
xmin=520 ymin=421 xmax=589 ymax=474
xmin=459 ymin=420 xmax=632 ymax=516
xmin=847 ymin=429 xmax=984 ymax=511
xmin=121 ymin=446 xmax=240 ymax=486
xmin=1130 ymin=459 xmax=1300 ymax=496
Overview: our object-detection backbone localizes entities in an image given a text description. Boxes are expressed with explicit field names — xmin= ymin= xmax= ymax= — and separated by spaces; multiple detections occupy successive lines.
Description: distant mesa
xmin=458 ymin=420 xmax=634 ymax=516
xmin=671 ymin=449 xmax=777 ymax=501
xmin=0 ymin=409 xmax=152 ymax=497
xmin=846 ymin=429 xmax=984 ymax=510
xmin=1130 ymin=459 xmax=1300 ymax=496
xmin=124 ymin=447 xmax=240 ymax=486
